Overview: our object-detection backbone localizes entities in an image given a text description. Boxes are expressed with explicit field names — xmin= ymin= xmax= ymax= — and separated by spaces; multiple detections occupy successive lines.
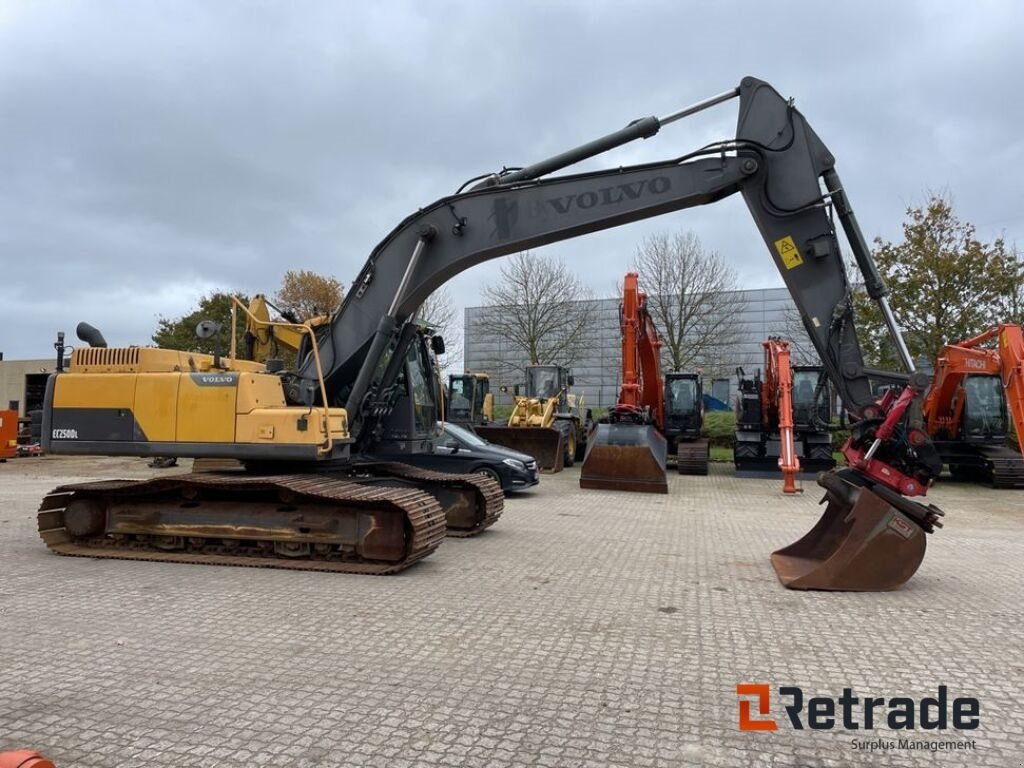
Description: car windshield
xmin=438 ymin=421 xmax=487 ymax=447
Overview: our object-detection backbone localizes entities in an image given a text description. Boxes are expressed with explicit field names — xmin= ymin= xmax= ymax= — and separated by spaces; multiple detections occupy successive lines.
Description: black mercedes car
xmin=428 ymin=422 xmax=539 ymax=492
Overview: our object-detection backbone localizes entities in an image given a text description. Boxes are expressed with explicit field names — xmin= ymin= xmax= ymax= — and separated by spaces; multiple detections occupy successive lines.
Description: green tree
xmin=854 ymin=194 xmax=1014 ymax=369
xmin=996 ymin=246 xmax=1024 ymax=326
xmin=153 ymin=292 xmax=249 ymax=356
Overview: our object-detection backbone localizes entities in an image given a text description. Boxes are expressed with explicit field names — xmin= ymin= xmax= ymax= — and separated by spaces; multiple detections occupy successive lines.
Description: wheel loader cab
xmin=525 ymin=366 xmax=564 ymax=402
xmin=446 ymin=373 xmax=492 ymax=427
xmin=446 ymin=375 xmax=475 ymax=424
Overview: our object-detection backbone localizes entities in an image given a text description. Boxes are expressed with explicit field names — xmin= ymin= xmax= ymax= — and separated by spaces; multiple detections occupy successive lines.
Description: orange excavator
xmin=580 ymin=273 xmax=668 ymax=494
xmin=0 ymin=750 xmax=55 ymax=768
xmin=922 ymin=323 xmax=1024 ymax=488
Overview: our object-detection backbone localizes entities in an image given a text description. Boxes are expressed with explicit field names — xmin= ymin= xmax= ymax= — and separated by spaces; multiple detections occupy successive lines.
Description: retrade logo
xmin=737 ymin=684 xmax=778 ymax=731
xmin=736 ymin=684 xmax=980 ymax=732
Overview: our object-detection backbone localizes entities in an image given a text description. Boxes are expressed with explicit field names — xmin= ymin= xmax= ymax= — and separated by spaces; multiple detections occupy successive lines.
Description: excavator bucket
xmin=475 ymin=426 xmax=565 ymax=473
xmin=770 ymin=473 xmax=927 ymax=591
xmin=579 ymin=423 xmax=668 ymax=493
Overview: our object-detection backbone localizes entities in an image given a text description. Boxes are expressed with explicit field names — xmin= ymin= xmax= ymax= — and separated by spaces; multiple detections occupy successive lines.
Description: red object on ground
xmin=0 ymin=750 xmax=56 ymax=768
xmin=0 ymin=409 xmax=17 ymax=460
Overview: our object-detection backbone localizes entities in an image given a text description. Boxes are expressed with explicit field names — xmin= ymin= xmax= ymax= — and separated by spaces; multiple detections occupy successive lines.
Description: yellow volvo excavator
xmin=40 ymin=76 xmax=946 ymax=589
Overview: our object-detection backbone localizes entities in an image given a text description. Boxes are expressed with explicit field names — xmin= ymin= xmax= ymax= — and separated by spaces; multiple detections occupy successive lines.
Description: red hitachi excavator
xmin=922 ymin=323 xmax=1024 ymax=487
xmin=580 ymin=273 xmax=668 ymax=493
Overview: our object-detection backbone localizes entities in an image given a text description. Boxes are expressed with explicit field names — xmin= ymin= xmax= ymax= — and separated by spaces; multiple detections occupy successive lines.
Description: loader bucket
xmin=770 ymin=474 xmax=926 ymax=591
xmin=475 ymin=426 xmax=565 ymax=473
xmin=579 ymin=423 xmax=668 ymax=493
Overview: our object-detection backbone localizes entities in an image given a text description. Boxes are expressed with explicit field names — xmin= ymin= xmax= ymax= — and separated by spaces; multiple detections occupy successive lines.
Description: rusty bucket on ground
xmin=770 ymin=472 xmax=928 ymax=591
xmin=475 ymin=426 xmax=565 ymax=473
xmin=579 ymin=423 xmax=668 ymax=494
xmin=0 ymin=751 xmax=56 ymax=768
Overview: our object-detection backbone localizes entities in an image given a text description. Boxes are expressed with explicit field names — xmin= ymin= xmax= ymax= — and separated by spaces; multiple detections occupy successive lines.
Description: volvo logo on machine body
xmin=490 ymin=176 xmax=673 ymax=240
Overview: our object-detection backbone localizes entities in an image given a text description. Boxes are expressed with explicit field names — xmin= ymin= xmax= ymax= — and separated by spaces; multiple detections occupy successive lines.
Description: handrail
xmin=230 ymin=296 xmax=334 ymax=456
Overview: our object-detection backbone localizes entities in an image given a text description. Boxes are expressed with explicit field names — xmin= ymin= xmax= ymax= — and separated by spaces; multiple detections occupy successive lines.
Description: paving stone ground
xmin=0 ymin=456 xmax=1022 ymax=768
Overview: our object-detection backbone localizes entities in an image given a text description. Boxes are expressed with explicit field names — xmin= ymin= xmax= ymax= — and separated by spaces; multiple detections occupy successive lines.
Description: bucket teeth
xmin=579 ymin=423 xmax=668 ymax=494
xmin=770 ymin=471 xmax=929 ymax=591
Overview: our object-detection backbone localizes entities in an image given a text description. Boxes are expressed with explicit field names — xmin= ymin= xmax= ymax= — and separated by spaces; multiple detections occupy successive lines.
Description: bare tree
xmin=478 ymin=252 xmax=595 ymax=375
xmin=633 ymin=230 xmax=747 ymax=375
xmin=781 ymin=303 xmax=821 ymax=366
xmin=415 ymin=287 xmax=457 ymax=337
xmin=415 ymin=287 xmax=462 ymax=370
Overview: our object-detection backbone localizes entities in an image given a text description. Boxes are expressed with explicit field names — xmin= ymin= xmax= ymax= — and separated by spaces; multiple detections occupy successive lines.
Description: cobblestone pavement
xmin=1 ymin=456 xmax=1022 ymax=767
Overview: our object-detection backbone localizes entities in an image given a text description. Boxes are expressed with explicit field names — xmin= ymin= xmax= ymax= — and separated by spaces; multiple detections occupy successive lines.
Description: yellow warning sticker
xmin=774 ymin=235 xmax=803 ymax=269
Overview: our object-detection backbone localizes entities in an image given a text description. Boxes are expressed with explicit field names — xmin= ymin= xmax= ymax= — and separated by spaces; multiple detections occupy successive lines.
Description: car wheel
xmin=474 ymin=466 xmax=502 ymax=488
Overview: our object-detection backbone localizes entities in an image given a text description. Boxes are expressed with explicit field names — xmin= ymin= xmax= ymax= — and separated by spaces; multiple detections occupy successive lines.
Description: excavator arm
xmin=610 ymin=272 xmax=665 ymax=427
xmin=764 ymin=338 xmax=801 ymax=494
xmin=998 ymin=325 xmax=1024 ymax=456
xmin=297 ymin=78 xmax=910 ymax=446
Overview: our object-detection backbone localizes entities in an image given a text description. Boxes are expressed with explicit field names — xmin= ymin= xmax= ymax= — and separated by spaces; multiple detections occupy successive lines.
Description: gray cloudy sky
xmin=1 ymin=0 xmax=1021 ymax=359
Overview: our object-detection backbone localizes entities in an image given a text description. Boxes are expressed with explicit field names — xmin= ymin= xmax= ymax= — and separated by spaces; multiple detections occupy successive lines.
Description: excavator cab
xmin=960 ymin=375 xmax=1009 ymax=442
xmin=791 ymin=369 xmax=829 ymax=429
xmin=663 ymin=373 xmax=710 ymax=475
xmin=664 ymin=374 xmax=701 ymax=435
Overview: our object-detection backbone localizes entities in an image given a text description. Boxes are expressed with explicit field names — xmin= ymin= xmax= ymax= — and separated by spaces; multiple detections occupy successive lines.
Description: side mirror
xmin=431 ymin=335 xmax=446 ymax=355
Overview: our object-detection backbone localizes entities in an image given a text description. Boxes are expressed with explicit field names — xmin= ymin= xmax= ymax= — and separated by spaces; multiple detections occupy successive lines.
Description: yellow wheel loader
xmin=476 ymin=365 xmax=592 ymax=472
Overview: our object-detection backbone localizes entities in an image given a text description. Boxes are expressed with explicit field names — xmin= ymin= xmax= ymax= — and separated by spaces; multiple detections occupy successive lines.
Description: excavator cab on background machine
xmin=663 ymin=373 xmax=709 ymax=475
xmin=580 ymin=273 xmax=669 ymax=493
xmin=446 ymin=373 xmax=493 ymax=428
xmin=922 ymin=324 xmax=1024 ymax=487
xmin=476 ymin=365 xmax=591 ymax=472
xmin=40 ymin=76 xmax=947 ymax=590
xmin=734 ymin=347 xmax=836 ymax=480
